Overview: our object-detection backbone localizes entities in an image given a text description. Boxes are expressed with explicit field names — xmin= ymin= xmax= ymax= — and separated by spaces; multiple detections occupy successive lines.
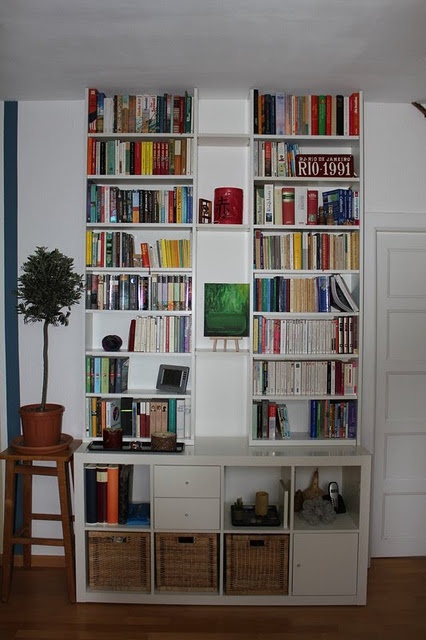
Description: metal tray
xmin=87 ymin=441 xmax=185 ymax=453
xmin=231 ymin=504 xmax=281 ymax=527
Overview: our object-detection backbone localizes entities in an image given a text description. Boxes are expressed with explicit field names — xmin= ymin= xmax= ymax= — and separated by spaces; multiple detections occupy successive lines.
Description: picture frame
xmin=204 ymin=283 xmax=250 ymax=337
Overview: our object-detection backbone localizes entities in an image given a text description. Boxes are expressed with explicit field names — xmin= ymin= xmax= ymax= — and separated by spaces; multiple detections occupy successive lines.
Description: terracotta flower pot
xmin=19 ymin=403 xmax=65 ymax=448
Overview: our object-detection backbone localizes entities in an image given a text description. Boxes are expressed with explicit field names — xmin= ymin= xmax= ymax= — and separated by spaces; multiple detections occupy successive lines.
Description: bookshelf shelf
xmin=250 ymin=89 xmax=363 ymax=448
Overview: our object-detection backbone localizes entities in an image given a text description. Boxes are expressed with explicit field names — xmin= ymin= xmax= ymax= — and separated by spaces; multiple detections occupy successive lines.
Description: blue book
xmin=85 ymin=464 xmax=98 ymax=524
xmin=347 ymin=401 xmax=357 ymax=439
xmin=317 ymin=275 xmax=331 ymax=312
xmin=93 ymin=357 xmax=101 ymax=394
xmin=310 ymin=400 xmax=318 ymax=438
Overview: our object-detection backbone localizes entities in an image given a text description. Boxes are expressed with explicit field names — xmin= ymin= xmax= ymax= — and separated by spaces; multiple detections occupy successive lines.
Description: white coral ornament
xmin=300 ymin=497 xmax=337 ymax=526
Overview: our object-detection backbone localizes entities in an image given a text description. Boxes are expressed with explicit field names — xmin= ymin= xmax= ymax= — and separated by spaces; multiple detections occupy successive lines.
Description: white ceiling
xmin=1 ymin=0 xmax=426 ymax=103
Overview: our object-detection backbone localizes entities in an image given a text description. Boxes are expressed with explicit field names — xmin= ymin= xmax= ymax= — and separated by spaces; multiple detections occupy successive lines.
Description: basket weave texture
xmin=88 ymin=531 xmax=151 ymax=592
xmin=225 ymin=534 xmax=289 ymax=595
xmin=155 ymin=532 xmax=219 ymax=592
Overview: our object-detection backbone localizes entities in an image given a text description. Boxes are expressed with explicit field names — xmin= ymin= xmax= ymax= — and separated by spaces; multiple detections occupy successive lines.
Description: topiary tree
xmin=16 ymin=246 xmax=85 ymax=411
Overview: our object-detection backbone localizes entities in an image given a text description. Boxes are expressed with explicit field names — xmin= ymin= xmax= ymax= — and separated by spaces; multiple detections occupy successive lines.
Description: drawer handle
xmin=250 ymin=539 xmax=265 ymax=548
xmin=178 ymin=536 xmax=194 ymax=544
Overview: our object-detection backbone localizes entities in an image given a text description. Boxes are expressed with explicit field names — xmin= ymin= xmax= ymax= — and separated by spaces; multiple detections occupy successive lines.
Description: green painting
xmin=204 ymin=283 xmax=250 ymax=337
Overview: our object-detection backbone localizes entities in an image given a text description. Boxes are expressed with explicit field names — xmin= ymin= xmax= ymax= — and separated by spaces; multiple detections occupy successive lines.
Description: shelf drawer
xmin=154 ymin=497 xmax=220 ymax=530
xmin=154 ymin=465 xmax=220 ymax=498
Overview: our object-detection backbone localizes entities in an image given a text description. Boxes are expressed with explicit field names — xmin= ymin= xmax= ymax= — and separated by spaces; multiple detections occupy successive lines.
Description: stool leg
xmin=21 ymin=461 xmax=33 ymax=568
xmin=56 ymin=460 xmax=76 ymax=603
xmin=1 ymin=460 xmax=17 ymax=602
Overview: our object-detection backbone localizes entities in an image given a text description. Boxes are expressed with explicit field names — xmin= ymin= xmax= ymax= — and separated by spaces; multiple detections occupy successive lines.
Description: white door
xmin=371 ymin=228 xmax=426 ymax=556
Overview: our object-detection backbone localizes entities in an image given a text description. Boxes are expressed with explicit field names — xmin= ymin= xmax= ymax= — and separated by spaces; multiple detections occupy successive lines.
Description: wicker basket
xmin=88 ymin=531 xmax=151 ymax=592
xmin=155 ymin=532 xmax=219 ymax=592
xmin=225 ymin=534 xmax=289 ymax=595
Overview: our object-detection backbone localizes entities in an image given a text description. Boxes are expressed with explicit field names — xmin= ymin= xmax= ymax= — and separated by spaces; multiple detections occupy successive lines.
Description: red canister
xmin=214 ymin=187 xmax=243 ymax=224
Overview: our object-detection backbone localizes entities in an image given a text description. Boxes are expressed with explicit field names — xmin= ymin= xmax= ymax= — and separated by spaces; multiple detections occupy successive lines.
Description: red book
xmin=282 ymin=187 xmax=295 ymax=225
xmin=349 ymin=92 xmax=360 ymax=136
xmin=168 ymin=189 xmax=175 ymax=223
xmin=321 ymin=233 xmax=330 ymax=270
xmin=107 ymin=465 xmax=119 ymax=525
xmin=140 ymin=242 xmax=150 ymax=267
xmin=134 ymin=142 xmax=141 ymax=175
xmin=264 ymin=141 xmax=272 ymax=177
xmin=88 ymin=88 xmax=98 ymax=132
xmin=128 ymin=318 xmax=136 ymax=352
xmin=87 ymin=138 xmax=95 ymax=175
xmin=268 ymin=402 xmax=277 ymax=439
xmin=307 ymin=189 xmax=319 ymax=225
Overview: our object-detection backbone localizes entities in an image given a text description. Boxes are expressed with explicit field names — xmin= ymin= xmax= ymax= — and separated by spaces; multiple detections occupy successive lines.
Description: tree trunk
xmin=41 ymin=319 xmax=49 ymax=411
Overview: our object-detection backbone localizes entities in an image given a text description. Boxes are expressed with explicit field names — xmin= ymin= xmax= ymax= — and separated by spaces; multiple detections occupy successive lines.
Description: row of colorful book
xmin=86 ymin=230 xmax=135 ymax=268
xmin=140 ymin=238 xmax=191 ymax=268
xmin=85 ymin=464 xmax=149 ymax=526
xmin=128 ymin=315 xmax=192 ymax=353
xmin=310 ymin=399 xmax=357 ymax=439
xmin=86 ymin=357 xmax=129 ymax=395
xmin=253 ymin=91 xmax=360 ymax=136
xmin=253 ymin=359 xmax=358 ymax=397
xmin=252 ymin=400 xmax=291 ymax=440
xmin=85 ymin=396 xmax=191 ymax=439
xmin=253 ymin=274 xmax=330 ymax=313
xmin=253 ymin=315 xmax=358 ymax=356
xmin=253 ymin=229 xmax=359 ymax=271
xmin=254 ymin=141 xmax=300 ymax=178
xmin=86 ymin=231 xmax=192 ymax=270
xmin=253 ymin=274 xmax=358 ymax=313
xmin=88 ymin=88 xmax=193 ymax=134
xmin=87 ymin=138 xmax=192 ymax=176
xmin=86 ymin=184 xmax=193 ymax=224
xmin=254 ymin=186 xmax=359 ymax=226
xmin=86 ymin=273 xmax=192 ymax=312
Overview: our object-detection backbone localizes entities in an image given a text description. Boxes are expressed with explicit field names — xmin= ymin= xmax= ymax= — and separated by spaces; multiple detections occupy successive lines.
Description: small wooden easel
xmin=211 ymin=337 xmax=241 ymax=352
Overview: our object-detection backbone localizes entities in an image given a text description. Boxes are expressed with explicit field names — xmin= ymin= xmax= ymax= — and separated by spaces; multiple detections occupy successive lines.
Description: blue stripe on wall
xmin=4 ymin=101 xmax=20 ymax=442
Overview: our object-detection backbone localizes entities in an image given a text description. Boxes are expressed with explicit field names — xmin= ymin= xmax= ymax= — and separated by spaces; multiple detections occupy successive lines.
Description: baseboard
xmin=0 ymin=554 xmax=65 ymax=568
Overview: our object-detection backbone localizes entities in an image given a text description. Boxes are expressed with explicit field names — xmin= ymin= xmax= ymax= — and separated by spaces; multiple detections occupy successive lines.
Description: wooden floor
xmin=1 ymin=557 xmax=426 ymax=639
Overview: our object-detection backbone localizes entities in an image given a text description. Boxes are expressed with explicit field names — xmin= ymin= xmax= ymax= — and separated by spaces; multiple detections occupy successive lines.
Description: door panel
xmin=372 ymin=230 xmax=426 ymax=556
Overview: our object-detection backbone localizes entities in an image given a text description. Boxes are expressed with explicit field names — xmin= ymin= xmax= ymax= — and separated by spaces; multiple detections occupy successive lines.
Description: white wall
xmin=362 ymin=102 xmax=426 ymax=456
xmin=364 ymin=103 xmax=426 ymax=214
xmin=17 ymin=100 xmax=86 ymax=550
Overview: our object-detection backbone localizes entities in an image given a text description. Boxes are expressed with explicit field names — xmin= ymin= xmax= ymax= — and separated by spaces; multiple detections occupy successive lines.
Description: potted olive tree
xmin=16 ymin=246 xmax=84 ymax=447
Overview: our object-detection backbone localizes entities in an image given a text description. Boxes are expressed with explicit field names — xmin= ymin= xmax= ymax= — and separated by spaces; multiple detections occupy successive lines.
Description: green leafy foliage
xmin=16 ymin=246 xmax=84 ymax=410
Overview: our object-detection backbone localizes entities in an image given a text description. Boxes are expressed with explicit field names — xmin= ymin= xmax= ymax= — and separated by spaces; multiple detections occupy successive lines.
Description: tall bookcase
xmin=250 ymin=90 xmax=363 ymax=446
xmin=84 ymin=88 xmax=196 ymax=444
xmin=75 ymin=88 xmax=370 ymax=606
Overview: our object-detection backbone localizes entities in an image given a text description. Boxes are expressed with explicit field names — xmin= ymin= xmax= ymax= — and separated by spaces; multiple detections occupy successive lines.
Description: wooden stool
xmin=0 ymin=438 xmax=81 ymax=603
